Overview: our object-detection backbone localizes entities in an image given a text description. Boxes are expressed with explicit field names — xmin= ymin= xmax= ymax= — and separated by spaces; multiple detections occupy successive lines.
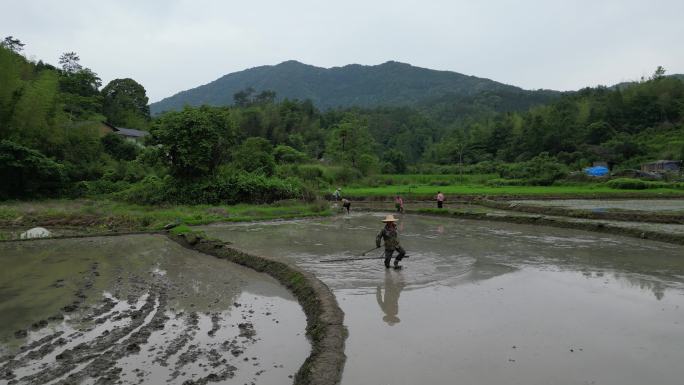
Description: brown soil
xmin=403 ymin=209 xmax=684 ymax=245
xmin=168 ymin=232 xmax=347 ymax=385
xmin=478 ymin=200 xmax=684 ymax=224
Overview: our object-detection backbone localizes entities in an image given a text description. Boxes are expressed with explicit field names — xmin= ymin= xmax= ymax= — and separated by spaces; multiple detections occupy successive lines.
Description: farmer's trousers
xmin=384 ymin=246 xmax=406 ymax=267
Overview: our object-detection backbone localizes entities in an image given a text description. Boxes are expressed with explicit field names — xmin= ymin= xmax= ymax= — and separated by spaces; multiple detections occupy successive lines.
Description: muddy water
xmin=512 ymin=199 xmax=684 ymax=213
xmin=199 ymin=214 xmax=684 ymax=385
xmin=0 ymin=235 xmax=308 ymax=385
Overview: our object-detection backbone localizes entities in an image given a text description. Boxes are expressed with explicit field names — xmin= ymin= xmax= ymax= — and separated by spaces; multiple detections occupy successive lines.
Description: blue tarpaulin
xmin=584 ymin=166 xmax=609 ymax=176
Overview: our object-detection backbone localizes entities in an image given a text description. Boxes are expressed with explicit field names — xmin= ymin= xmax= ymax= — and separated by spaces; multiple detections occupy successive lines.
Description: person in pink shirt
xmin=394 ymin=196 xmax=404 ymax=213
xmin=436 ymin=191 xmax=445 ymax=208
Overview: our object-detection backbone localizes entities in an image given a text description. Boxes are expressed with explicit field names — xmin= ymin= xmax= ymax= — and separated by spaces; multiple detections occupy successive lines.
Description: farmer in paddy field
xmin=376 ymin=214 xmax=406 ymax=269
xmin=342 ymin=198 xmax=351 ymax=214
xmin=436 ymin=191 xmax=445 ymax=208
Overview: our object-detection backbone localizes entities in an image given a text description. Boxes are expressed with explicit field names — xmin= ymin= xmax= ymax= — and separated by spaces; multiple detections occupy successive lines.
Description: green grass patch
xmin=350 ymin=174 xmax=497 ymax=188
xmin=340 ymin=184 xmax=684 ymax=198
xmin=169 ymin=224 xmax=192 ymax=235
xmin=0 ymin=199 xmax=332 ymax=231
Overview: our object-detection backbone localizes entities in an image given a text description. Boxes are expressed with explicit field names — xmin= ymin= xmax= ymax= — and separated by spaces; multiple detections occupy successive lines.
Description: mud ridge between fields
xmin=168 ymin=232 xmax=347 ymax=385
xmin=394 ymin=208 xmax=684 ymax=246
xmin=340 ymin=193 xmax=684 ymax=202
xmin=477 ymin=199 xmax=684 ymax=224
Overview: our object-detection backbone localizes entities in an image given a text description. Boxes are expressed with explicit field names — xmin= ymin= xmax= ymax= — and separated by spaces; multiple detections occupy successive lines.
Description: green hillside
xmin=3 ymin=38 xmax=682 ymax=205
xmin=150 ymin=60 xmax=560 ymax=114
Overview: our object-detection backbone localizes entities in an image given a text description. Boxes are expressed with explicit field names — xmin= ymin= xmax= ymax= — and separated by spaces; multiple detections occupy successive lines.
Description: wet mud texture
xmin=402 ymin=206 xmax=684 ymax=245
xmin=169 ymin=232 xmax=347 ymax=385
xmin=198 ymin=214 xmax=684 ymax=385
xmin=0 ymin=235 xmax=308 ymax=385
xmin=478 ymin=199 xmax=684 ymax=224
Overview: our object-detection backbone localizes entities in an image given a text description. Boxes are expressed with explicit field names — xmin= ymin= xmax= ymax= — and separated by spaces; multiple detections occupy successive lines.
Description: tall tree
xmin=59 ymin=52 xmax=82 ymax=73
xmin=102 ymin=78 xmax=151 ymax=128
xmin=151 ymin=106 xmax=233 ymax=179
xmin=652 ymin=66 xmax=666 ymax=81
xmin=58 ymin=67 xmax=103 ymax=119
xmin=1 ymin=36 xmax=25 ymax=53
xmin=233 ymin=87 xmax=255 ymax=107
xmin=9 ymin=70 xmax=62 ymax=152
xmin=232 ymin=137 xmax=276 ymax=175
xmin=325 ymin=114 xmax=375 ymax=167
xmin=0 ymin=46 xmax=27 ymax=133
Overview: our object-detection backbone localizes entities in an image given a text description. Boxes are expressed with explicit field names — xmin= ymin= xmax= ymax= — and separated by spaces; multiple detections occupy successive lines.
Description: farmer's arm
xmin=376 ymin=230 xmax=383 ymax=248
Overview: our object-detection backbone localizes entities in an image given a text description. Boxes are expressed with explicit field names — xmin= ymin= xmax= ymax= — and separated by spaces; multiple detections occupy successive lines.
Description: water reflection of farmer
xmin=376 ymin=270 xmax=405 ymax=326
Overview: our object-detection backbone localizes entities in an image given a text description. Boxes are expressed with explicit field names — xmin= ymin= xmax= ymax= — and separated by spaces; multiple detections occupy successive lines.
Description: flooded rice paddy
xmin=199 ymin=213 xmax=684 ymax=385
xmin=0 ymin=234 xmax=308 ymax=385
xmin=511 ymin=199 xmax=684 ymax=213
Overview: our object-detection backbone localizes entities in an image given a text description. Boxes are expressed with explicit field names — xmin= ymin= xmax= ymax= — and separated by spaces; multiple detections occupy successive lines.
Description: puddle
xmin=0 ymin=235 xmax=308 ymax=384
xmin=199 ymin=213 xmax=684 ymax=385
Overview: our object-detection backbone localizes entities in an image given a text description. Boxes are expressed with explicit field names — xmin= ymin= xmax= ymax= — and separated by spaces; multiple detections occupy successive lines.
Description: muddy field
xmin=199 ymin=213 xmax=684 ymax=385
xmin=510 ymin=199 xmax=684 ymax=213
xmin=0 ymin=235 xmax=308 ymax=385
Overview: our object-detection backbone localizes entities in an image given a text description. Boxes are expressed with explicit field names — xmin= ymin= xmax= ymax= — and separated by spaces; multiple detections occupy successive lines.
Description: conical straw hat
xmin=381 ymin=214 xmax=399 ymax=222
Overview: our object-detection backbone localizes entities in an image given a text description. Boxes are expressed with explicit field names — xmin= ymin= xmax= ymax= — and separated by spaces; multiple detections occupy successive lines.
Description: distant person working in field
xmin=342 ymin=198 xmax=351 ymax=214
xmin=332 ymin=187 xmax=341 ymax=201
xmin=376 ymin=214 xmax=406 ymax=269
xmin=436 ymin=191 xmax=445 ymax=208
xmin=394 ymin=196 xmax=404 ymax=213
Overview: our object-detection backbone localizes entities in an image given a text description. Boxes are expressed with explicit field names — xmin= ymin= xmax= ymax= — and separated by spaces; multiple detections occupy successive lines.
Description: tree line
xmin=2 ymin=34 xmax=683 ymax=201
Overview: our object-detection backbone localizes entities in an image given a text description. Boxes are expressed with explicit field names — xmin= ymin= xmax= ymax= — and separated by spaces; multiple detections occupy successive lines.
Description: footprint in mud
xmin=1 ymin=236 xmax=308 ymax=385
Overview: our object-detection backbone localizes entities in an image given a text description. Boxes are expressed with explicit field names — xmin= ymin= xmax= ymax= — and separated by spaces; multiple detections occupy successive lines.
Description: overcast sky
xmin=3 ymin=0 xmax=682 ymax=102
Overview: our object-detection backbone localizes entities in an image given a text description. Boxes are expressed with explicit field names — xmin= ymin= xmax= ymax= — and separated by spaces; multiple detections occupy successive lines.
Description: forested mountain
xmin=150 ymin=60 xmax=560 ymax=114
xmin=3 ymin=34 xmax=682 ymax=202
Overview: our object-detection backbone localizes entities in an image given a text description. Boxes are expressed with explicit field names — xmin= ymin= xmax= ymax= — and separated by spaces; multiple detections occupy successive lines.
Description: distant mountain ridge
xmin=610 ymin=74 xmax=684 ymax=90
xmin=150 ymin=60 xmax=560 ymax=114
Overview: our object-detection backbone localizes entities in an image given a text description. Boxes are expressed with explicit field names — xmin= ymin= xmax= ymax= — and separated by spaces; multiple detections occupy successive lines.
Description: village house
xmin=99 ymin=121 xmax=149 ymax=143
xmin=640 ymin=160 xmax=682 ymax=174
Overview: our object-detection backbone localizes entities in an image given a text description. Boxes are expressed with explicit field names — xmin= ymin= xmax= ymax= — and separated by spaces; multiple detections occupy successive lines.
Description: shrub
xmin=115 ymin=175 xmax=168 ymax=204
xmin=232 ymin=137 xmax=275 ymax=176
xmin=606 ymin=178 xmax=649 ymax=189
xmin=605 ymin=178 xmax=684 ymax=190
xmin=102 ymin=160 xmax=148 ymax=183
xmin=118 ymin=172 xmax=303 ymax=205
xmin=101 ymin=133 xmax=139 ymax=161
xmin=485 ymin=178 xmax=528 ymax=187
xmin=0 ymin=140 xmax=66 ymax=199
xmin=326 ymin=166 xmax=362 ymax=185
xmin=211 ymin=172 xmax=302 ymax=204
xmin=72 ymin=180 xmax=130 ymax=197
xmin=297 ymin=165 xmax=326 ymax=182
xmin=382 ymin=149 xmax=407 ymax=174
xmin=357 ymin=154 xmax=380 ymax=176
xmin=276 ymin=164 xmax=329 ymax=191
xmin=274 ymin=145 xmax=308 ymax=164
xmin=498 ymin=154 xmax=568 ymax=186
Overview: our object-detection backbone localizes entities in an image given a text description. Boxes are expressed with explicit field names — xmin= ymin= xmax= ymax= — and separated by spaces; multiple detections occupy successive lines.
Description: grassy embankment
xmin=337 ymin=174 xmax=684 ymax=199
xmin=0 ymin=199 xmax=331 ymax=234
